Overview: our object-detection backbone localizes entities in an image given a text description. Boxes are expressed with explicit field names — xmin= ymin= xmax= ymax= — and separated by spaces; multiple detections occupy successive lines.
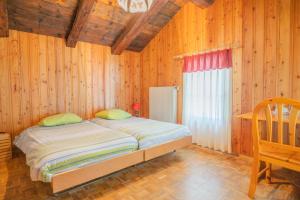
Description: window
xmin=182 ymin=49 xmax=232 ymax=153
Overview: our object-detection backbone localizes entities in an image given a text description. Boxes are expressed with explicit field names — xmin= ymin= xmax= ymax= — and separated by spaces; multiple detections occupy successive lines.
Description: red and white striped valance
xmin=183 ymin=49 xmax=232 ymax=73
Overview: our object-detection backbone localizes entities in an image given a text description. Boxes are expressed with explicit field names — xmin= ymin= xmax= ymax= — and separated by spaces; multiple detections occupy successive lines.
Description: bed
xmin=91 ymin=117 xmax=192 ymax=160
xmin=14 ymin=117 xmax=191 ymax=193
xmin=14 ymin=121 xmax=143 ymax=192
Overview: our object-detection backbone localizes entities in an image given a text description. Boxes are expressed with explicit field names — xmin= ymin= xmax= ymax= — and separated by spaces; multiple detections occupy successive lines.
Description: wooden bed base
xmin=51 ymin=136 xmax=192 ymax=193
xmin=51 ymin=150 xmax=144 ymax=193
xmin=144 ymin=136 xmax=192 ymax=161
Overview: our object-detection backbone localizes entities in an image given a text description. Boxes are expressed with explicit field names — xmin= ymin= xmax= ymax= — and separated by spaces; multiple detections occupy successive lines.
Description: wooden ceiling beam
xmin=0 ymin=0 xmax=9 ymax=37
xmin=190 ymin=0 xmax=215 ymax=8
xmin=66 ymin=0 xmax=96 ymax=48
xmin=111 ymin=0 xmax=169 ymax=55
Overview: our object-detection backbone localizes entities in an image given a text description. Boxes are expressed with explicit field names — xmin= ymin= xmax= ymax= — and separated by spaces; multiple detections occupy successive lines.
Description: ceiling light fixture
xmin=118 ymin=0 xmax=154 ymax=13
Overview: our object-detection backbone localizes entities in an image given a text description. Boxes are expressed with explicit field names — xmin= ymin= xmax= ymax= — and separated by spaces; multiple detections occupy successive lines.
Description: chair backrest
xmin=252 ymin=98 xmax=300 ymax=155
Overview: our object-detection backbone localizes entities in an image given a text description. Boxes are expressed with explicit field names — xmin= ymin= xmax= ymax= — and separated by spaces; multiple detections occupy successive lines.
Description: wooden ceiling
xmin=1 ymin=0 xmax=214 ymax=54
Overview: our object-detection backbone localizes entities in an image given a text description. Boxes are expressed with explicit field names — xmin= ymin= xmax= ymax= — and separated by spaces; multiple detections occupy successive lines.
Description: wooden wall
xmin=0 ymin=30 xmax=141 ymax=138
xmin=140 ymin=0 xmax=243 ymax=152
xmin=140 ymin=0 xmax=300 ymax=156
xmin=1 ymin=0 xmax=299 ymax=156
xmin=240 ymin=0 xmax=299 ymax=155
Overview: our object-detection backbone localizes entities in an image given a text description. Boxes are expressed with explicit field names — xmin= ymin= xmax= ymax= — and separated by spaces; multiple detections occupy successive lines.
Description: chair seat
xmin=260 ymin=144 xmax=293 ymax=161
xmin=259 ymin=144 xmax=300 ymax=166
xmin=289 ymin=153 xmax=300 ymax=165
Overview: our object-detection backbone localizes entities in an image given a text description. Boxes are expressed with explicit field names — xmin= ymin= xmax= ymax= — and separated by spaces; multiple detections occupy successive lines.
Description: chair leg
xmin=248 ymin=158 xmax=261 ymax=199
xmin=265 ymin=162 xmax=271 ymax=184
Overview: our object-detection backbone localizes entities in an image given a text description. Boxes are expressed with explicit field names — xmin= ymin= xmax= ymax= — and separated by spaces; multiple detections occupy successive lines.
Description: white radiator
xmin=149 ymin=86 xmax=177 ymax=123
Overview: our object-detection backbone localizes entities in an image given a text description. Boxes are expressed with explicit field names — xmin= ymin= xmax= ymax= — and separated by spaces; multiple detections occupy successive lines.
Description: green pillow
xmin=39 ymin=113 xmax=82 ymax=127
xmin=95 ymin=109 xmax=132 ymax=120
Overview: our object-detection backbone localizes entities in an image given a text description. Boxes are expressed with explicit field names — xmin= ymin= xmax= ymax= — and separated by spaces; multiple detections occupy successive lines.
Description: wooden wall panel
xmin=278 ymin=0 xmax=292 ymax=98
xmin=0 ymin=30 xmax=141 ymax=138
xmin=239 ymin=0 xmax=297 ymax=155
xmin=140 ymin=0 xmax=300 ymax=156
xmin=141 ymin=0 xmax=243 ymax=144
xmin=1 ymin=0 xmax=298 ymax=156
xmin=231 ymin=0 xmax=243 ymax=154
xmin=292 ymin=0 xmax=300 ymax=99
xmin=240 ymin=0 xmax=254 ymax=156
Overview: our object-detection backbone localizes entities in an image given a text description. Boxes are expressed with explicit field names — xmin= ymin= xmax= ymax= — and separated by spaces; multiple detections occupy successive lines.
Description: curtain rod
xmin=173 ymin=44 xmax=242 ymax=60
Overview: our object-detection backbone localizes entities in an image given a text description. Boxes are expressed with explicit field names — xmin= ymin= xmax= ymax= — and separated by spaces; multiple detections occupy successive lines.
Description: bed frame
xmin=144 ymin=136 xmax=192 ymax=161
xmin=51 ymin=136 xmax=192 ymax=193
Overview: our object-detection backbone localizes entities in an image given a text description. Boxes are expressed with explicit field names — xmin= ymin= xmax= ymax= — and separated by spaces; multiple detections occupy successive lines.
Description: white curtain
xmin=182 ymin=68 xmax=232 ymax=153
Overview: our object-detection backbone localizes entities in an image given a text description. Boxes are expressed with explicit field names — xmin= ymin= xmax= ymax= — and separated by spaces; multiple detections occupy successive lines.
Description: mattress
xmin=14 ymin=121 xmax=138 ymax=182
xmin=91 ymin=117 xmax=191 ymax=149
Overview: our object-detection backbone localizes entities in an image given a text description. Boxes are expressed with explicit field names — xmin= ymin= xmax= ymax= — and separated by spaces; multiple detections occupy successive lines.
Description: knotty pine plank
xmin=70 ymin=46 xmax=79 ymax=115
xmin=0 ymin=35 xmax=11 ymax=133
xmin=85 ymin=43 xmax=93 ymax=119
xmin=264 ymin=0 xmax=278 ymax=99
xmin=278 ymin=0 xmax=292 ymax=98
xmin=232 ymin=48 xmax=242 ymax=154
xmin=233 ymin=0 xmax=243 ymax=46
xmin=19 ymin=31 xmax=31 ymax=129
xmin=29 ymin=33 xmax=40 ymax=125
xmin=241 ymin=0 xmax=254 ymax=155
xmin=78 ymin=42 xmax=87 ymax=118
xmin=9 ymin=31 xmax=22 ymax=137
xmin=47 ymin=36 xmax=57 ymax=115
xmin=224 ymin=0 xmax=233 ymax=46
xmin=55 ymin=38 xmax=65 ymax=113
xmin=91 ymin=45 xmax=101 ymax=113
xmin=292 ymin=0 xmax=300 ymax=99
xmin=38 ymin=34 xmax=49 ymax=119
xmin=64 ymin=44 xmax=72 ymax=112
xmin=252 ymin=0 xmax=265 ymax=107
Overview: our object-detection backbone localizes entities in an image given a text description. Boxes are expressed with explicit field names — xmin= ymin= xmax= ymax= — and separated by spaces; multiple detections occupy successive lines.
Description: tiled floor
xmin=0 ymin=145 xmax=300 ymax=200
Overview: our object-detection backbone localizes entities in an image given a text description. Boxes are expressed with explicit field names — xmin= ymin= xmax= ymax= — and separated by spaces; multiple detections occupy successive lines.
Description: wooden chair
xmin=248 ymin=98 xmax=300 ymax=198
